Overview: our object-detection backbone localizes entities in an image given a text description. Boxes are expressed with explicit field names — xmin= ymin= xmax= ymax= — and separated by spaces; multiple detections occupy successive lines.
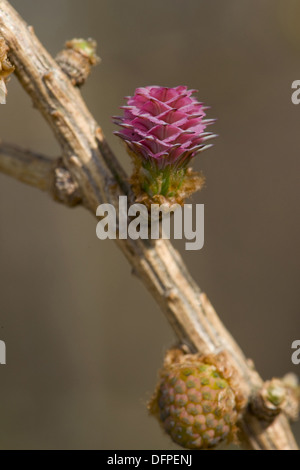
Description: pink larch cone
xmin=113 ymin=86 xmax=216 ymax=206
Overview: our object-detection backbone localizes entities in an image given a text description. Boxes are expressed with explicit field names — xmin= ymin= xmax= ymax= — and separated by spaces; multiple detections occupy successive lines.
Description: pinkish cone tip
xmin=113 ymin=86 xmax=216 ymax=206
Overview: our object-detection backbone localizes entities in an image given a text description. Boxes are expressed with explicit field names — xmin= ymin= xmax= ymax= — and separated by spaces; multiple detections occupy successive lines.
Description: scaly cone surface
xmin=113 ymin=86 xmax=216 ymax=206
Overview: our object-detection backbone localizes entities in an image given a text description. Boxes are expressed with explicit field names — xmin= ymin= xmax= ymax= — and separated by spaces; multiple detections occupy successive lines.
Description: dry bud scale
xmin=113 ymin=86 xmax=216 ymax=207
xmin=149 ymin=349 xmax=244 ymax=450
xmin=0 ymin=37 xmax=14 ymax=104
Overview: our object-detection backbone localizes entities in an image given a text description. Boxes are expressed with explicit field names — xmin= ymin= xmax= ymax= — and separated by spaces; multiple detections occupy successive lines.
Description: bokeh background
xmin=0 ymin=0 xmax=299 ymax=450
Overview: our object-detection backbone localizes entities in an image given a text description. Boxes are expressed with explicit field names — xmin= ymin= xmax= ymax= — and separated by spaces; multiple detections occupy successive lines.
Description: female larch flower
xmin=113 ymin=86 xmax=216 ymax=206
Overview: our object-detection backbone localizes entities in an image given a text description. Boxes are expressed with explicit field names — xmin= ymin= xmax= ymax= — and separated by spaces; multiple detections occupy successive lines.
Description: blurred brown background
xmin=0 ymin=0 xmax=299 ymax=450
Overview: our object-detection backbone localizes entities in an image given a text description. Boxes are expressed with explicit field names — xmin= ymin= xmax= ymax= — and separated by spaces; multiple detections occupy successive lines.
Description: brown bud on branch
xmin=56 ymin=38 xmax=100 ymax=87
